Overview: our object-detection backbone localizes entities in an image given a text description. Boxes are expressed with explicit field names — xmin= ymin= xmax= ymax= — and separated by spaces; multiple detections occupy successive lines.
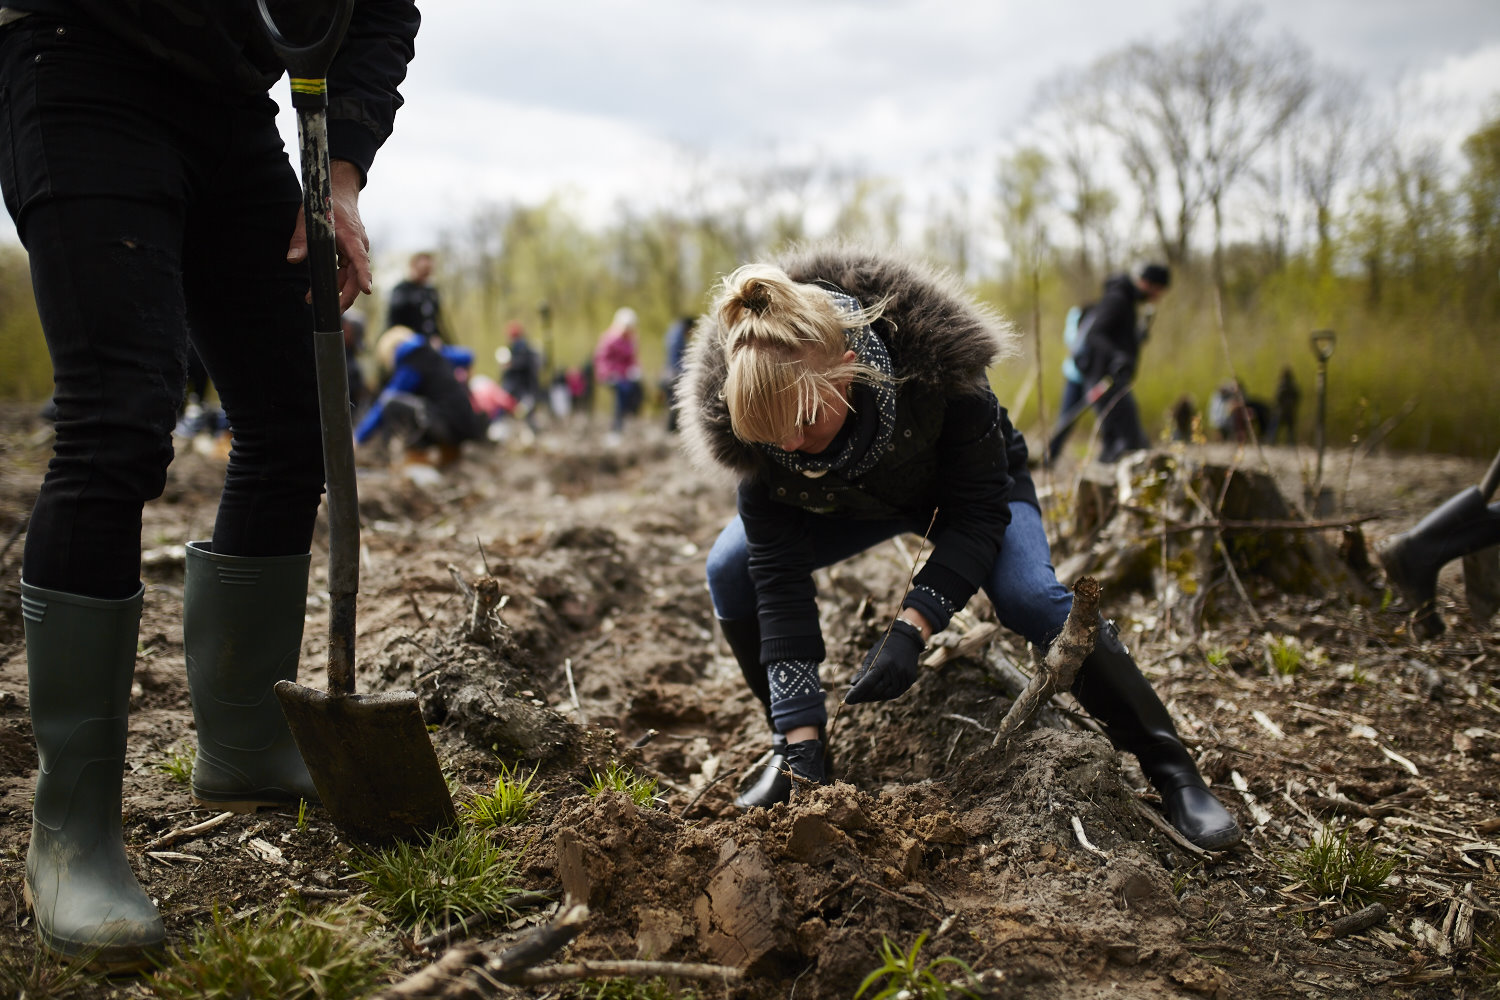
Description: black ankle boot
xmin=1071 ymin=620 xmax=1241 ymax=850
xmin=1378 ymin=488 xmax=1500 ymax=638
xmin=783 ymin=739 xmax=827 ymax=799
xmin=734 ymin=733 xmax=790 ymax=809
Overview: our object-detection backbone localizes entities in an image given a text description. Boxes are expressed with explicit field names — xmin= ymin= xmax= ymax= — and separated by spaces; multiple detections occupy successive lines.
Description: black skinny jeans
xmin=0 ymin=14 xmax=325 ymax=600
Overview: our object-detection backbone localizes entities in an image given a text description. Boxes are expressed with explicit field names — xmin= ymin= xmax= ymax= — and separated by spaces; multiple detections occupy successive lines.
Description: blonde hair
xmin=712 ymin=263 xmax=888 ymax=446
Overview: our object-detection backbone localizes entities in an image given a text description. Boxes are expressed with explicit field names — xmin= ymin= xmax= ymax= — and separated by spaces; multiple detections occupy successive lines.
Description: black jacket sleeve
xmin=738 ymin=478 xmax=827 ymax=666
xmin=1080 ymin=289 xmax=1138 ymax=384
xmin=906 ymin=390 xmax=1014 ymax=625
xmin=327 ymin=0 xmax=420 ymax=180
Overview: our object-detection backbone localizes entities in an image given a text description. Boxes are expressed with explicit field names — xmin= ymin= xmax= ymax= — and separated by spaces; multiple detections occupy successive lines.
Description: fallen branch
xmin=416 ymin=891 xmax=556 ymax=953
xmin=1116 ymin=506 xmax=1380 ymax=536
xmin=144 ymin=810 xmax=234 ymax=852
xmin=992 ymin=577 xmax=1100 ymax=746
xmin=1315 ymin=902 xmax=1388 ymax=940
xmin=373 ymin=902 xmax=589 ymax=1000
xmin=509 ymin=960 xmax=741 ymax=986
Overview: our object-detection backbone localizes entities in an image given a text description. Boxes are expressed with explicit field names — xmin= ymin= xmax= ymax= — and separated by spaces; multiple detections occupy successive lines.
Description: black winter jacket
xmin=1077 ymin=273 xmax=1148 ymax=386
xmin=4 ymin=0 xmax=419 ymax=179
xmin=680 ymin=245 xmax=1037 ymax=666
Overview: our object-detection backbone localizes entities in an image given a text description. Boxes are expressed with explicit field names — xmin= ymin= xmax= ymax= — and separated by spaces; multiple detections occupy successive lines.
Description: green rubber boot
xmin=184 ymin=541 xmax=319 ymax=811
xmin=21 ymin=582 xmax=165 ymax=967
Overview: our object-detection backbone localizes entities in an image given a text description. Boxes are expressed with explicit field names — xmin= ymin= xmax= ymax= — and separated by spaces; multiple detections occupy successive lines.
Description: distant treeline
xmin=1 ymin=4 xmax=1495 ymax=457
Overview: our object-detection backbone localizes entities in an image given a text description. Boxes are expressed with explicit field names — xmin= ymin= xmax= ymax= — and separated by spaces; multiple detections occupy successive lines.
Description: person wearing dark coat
xmin=1075 ymin=264 xmax=1170 ymax=463
xmin=0 ymin=0 xmax=418 ymax=963
xmin=386 ymin=251 xmax=447 ymax=342
xmin=678 ymin=245 xmax=1239 ymax=852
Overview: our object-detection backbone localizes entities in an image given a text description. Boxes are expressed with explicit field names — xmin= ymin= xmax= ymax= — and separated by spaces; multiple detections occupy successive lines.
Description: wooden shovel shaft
xmin=292 ymin=89 xmax=359 ymax=696
xmin=1481 ymin=445 xmax=1500 ymax=504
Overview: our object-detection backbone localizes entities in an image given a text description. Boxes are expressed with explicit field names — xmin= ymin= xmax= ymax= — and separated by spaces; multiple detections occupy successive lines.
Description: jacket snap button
xmin=826 ymin=493 xmax=835 ymax=501
xmin=55 ymin=26 xmax=66 ymax=35
xmin=904 ymin=429 xmax=912 ymax=437
xmin=776 ymin=487 xmax=786 ymax=496
xmin=798 ymin=492 xmax=808 ymax=501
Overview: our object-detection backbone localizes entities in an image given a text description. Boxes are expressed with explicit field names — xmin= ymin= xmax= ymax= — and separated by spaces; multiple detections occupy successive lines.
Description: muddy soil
xmin=0 ymin=403 xmax=1496 ymax=999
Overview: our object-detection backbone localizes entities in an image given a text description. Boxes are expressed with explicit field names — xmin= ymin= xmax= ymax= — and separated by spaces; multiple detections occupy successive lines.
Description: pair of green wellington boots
xmin=21 ymin=542 xmax=318 ymax=967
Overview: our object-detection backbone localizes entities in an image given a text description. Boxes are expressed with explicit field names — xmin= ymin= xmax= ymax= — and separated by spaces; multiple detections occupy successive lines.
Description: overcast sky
xmin=3 ymin=1 xmax=1498 ymax=268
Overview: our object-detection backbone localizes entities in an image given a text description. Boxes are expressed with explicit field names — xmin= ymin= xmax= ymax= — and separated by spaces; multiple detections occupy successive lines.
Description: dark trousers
xmin=1 ymin=14 xmax=325 ymax=600
xmin=1095 ymin=382 xmax=1150 ymax=463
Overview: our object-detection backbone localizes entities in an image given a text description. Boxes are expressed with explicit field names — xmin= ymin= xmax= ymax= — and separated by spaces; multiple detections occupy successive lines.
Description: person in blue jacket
xmin=0 ymin=0 xmax=418 ymax=964
xmin=357 ymin=327 xmax=489 ymax=465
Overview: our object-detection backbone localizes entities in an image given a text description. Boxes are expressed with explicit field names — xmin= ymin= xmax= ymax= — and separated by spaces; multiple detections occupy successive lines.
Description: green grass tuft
xmin=0 ymin=940 xmax=109 ymax=999
xmin=584 ymin=762 xmax=659 ymax=808
xmin=152 ymin=743 xmax=195 ymax=785
xmin=461 ymin=760 xmax=544 ymax=828
xmin=352 ymin=825 xmax=525 ymax=936
xmin=854 ymin=931 xmax=980 ymax=1000
xmin=1264 ymin=634 xmax=1305 ymax=677
xmin=150 ymin=900 xmax=388 ymax=1000
xmin=1277 ymin=826 xmax=1399 ymax=911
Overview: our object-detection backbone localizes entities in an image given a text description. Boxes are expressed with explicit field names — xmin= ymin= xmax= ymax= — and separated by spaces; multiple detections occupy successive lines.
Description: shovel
xmin=259 ymin=0 xmax=455 ymax=843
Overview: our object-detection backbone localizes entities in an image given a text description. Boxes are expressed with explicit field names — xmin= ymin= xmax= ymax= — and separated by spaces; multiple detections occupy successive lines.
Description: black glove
xmin=845 ymin=619 xmax=926 ymax=704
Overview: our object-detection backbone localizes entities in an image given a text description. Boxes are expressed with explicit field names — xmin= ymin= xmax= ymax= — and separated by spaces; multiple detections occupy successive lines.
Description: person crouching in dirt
xmin=356 ymin=326 xmax=489 ymax=468
xmin=678 ymin=246 xmax=1241 ymax=851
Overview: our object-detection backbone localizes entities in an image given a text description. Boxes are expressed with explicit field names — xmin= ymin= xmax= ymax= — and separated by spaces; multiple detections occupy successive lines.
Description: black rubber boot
xmin=20 ymin=582 xmax=165 ymax=967
xmin=185 ymin=541 xmax=319 ymax=811
xmin=1071 ymin=620 xmax=1242 ymax=850
xmin=734 ymin=733 xmax=791 ymax=809
xmin=718 ymin=617 xmax=771 ymax=724
xmin=784 ymin=739 xmax=828 ymax=800
xmin=1377 ymin=488 xmax=1500 ymax=638
xmin=719 ymin=617 xmax=788 ymax=808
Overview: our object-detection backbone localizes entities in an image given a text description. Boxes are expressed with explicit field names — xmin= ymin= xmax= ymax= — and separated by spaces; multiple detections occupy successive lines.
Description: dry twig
xmin=992 ymin=576 xmax=1100 ymax=746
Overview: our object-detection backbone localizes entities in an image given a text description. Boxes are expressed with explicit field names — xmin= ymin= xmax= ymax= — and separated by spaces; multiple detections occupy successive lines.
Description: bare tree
xmin=1041 ymin=3 xmax=1313 ymax=295
xmin=1292 ymin=68 xmax=1367 ymax=260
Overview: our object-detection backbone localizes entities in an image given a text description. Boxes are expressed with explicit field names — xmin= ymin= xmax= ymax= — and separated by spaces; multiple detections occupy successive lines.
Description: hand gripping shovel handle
xmin=260 ymin=0 xmax=359 ymax=695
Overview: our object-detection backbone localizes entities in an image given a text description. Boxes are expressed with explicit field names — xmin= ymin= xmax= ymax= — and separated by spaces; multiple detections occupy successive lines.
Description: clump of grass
xmin=584 ymin=762 xmax=659 ymax=809
xmin=1472 ymin=920 xmax=1500 ymax=995
xmin=352 ymin=825 xmax=524 ymax=936
xmin=152 ymin=743 xmax=195 ymax=785
xmin=1264 ymin=634 xmax=1305 ymax=677
xmin=1277 ymin=826 xmax=1399 ymax=911
xmin=585 ymin=977 xmax=698 ymax=999
xmin=855 ymin=932 xmax=979 ymax=1000
xmin=0 ymin=941 xmax=106 ymax=999
xmin=150 ymin=900 xmax=388 ymax=1000
xmin=1205 ymin=646 xmax=1230 ymax=669
xmin=462 ymin=760 xmax=543 ymax=828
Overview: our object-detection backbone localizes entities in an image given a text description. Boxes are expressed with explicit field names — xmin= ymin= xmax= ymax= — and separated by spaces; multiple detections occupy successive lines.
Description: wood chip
xmin=1231 ymin=771 xmax=1274 ymax=827
xmin=147 ymin=851 xmax=204 ymax=864
xmin=246 ymin=838 xmax=285 ymax=865
xmin=1253 ymin=710 xmax=1286 ymax=739
xmin=1380 ymin=745 xmax=1420 ymax=777
xmin=1070 ymin=815 xmax=1107 ymax=858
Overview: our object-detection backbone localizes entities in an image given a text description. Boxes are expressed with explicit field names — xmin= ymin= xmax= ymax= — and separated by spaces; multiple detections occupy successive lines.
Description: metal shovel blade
xmin=276 ymin=680 xmax=456 ymax=844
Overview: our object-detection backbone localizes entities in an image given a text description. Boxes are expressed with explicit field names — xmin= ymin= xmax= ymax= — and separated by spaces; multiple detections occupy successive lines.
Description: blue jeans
xmin=707 ymin=500 xmax=1074 ymax=712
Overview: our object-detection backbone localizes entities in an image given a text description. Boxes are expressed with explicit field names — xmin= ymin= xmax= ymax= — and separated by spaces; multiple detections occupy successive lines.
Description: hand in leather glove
xmin=845 ymin=618 xmax=926 ymax=704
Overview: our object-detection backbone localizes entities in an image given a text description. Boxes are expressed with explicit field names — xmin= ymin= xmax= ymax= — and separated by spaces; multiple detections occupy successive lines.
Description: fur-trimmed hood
xmin=677 ymin=243 xmax=1019 ymax=478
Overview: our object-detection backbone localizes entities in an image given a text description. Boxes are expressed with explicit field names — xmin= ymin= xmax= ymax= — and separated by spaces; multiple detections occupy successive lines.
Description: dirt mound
xmin=0 ymin=409 xmax=1496 ymax=998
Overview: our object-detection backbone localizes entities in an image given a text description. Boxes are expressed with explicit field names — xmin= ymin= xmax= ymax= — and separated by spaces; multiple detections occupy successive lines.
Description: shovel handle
xmin=1482 ymin=446 xmax=1500 ymax=504
xmin=256 ymin=0 xmax=354 ymax=82
xmin=260 ymin=0 xmax=359 ymax=696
